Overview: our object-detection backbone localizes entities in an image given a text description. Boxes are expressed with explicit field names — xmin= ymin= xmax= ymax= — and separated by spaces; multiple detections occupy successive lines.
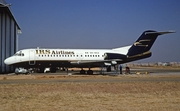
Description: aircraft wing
xmin=70 ymin=59 xmax=122 ymax=68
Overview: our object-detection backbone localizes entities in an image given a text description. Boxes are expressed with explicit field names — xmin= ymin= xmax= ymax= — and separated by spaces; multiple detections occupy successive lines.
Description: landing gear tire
xmin=87 ymin=70 xmax=93 ymax=74
xmin=80 ymin=70 xmax=86 ymax=74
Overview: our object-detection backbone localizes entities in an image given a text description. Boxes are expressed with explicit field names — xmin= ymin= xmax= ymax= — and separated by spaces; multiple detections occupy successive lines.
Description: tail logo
xmin=134 ymin=39 xmax=150 ymax=47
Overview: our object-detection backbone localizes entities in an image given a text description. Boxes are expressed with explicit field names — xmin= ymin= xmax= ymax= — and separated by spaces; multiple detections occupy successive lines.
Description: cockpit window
xmin=13 ymin=52 xmax=24 ymax=56
xmin=21 ymin=53 xmax=24 ymax=56
xmin=14 ymin=53 xmax=20 ymax=56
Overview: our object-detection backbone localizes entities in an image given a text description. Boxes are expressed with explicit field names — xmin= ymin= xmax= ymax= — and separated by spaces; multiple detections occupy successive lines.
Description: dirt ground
xmin=0 ymin=74 xmax=180 ymax=111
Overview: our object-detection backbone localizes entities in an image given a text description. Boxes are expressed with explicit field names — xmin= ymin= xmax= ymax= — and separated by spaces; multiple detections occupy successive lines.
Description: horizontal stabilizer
xmin=145 ymin=30 xmax=175 ymax=35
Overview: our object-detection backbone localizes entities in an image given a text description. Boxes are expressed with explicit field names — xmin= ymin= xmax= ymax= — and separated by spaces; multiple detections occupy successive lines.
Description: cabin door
xmin=29 ymin=50 xmax=36 ymax=65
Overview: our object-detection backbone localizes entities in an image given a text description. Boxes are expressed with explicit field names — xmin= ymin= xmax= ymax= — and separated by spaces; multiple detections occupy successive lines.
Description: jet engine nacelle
xmin=104 ymin=53 xmax=127 ymax=60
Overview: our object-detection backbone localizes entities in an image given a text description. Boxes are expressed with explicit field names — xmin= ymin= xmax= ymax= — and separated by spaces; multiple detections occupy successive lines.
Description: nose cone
xmin=4 ymin=58 xmax=11 ymax=65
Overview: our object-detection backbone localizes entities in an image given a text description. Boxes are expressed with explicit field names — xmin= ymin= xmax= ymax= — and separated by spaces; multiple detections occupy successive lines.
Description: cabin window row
xmin=38 ymin=55 xmax=104 ymax=57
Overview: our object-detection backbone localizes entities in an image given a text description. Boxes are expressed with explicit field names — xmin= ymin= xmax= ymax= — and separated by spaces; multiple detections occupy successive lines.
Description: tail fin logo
xmin=134 ymin=39 xmax=150 ymax=47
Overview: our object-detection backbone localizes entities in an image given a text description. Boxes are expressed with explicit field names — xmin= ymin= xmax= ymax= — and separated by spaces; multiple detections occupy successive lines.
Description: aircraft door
xmin=29 ymin=50 xmax=36 ymax=65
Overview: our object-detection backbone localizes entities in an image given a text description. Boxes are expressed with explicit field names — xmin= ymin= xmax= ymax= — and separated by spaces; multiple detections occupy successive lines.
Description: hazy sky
xmin=6 ymin=0 xmax=180 ymax=62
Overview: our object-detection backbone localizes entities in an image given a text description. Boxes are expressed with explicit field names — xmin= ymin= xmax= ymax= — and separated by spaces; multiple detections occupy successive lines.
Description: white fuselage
xmin=4 ymin=46 xmax=131 ymax=67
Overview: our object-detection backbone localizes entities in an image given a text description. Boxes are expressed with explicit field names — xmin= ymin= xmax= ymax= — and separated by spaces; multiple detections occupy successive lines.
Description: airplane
xmin=4 ymin=30 xmax=175 ymax=74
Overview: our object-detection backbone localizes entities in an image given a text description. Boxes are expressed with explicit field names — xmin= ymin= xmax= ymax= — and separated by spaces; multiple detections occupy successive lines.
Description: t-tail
xmin=126 ymin=30 xmax=175 ymax=61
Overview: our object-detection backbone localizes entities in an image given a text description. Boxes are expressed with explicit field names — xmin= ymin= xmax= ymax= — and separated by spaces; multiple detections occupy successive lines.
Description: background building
xmin=0 ymin=0 xmax=21 ymax=73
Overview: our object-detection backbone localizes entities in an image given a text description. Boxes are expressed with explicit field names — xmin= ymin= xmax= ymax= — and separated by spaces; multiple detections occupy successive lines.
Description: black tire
xmin=80 ymin=70 xmax=86 ymax=74
xmin=87 ymin=70 xmax=93 ymax=74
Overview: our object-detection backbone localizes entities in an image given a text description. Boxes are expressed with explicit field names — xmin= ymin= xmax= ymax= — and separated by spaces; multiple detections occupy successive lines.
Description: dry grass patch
xmin=0 ymin=82 xmax=179 ymax=111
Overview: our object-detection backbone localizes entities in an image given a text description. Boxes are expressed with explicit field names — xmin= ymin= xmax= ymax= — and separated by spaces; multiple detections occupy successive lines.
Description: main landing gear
xmin=87 ymin=69 xmax=93 ymax=74
xmin=80 ymin=68 xmax=93 ymax=74
xmin=80 ymin=69 xmax=86 ymax=74
xmin=106 ymin=66 xmax=111 ymax=72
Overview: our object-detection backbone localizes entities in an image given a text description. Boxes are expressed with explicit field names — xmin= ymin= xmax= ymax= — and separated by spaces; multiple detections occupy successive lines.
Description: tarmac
xmin=0 ymin=67 xmax=180 ymax=84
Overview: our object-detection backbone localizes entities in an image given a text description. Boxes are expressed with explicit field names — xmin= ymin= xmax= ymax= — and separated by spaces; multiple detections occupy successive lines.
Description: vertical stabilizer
xmin=127 ymin=30 xmax=175 ymax=57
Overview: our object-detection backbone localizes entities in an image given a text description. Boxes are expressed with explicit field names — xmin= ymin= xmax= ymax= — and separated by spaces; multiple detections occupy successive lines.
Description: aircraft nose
xmin=4 ymin=58 xmax=11 ymax=65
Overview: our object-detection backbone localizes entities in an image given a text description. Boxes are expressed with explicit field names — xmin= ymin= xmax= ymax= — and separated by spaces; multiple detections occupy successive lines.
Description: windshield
xmin=13 ymin=51 xmax=24 ymax=56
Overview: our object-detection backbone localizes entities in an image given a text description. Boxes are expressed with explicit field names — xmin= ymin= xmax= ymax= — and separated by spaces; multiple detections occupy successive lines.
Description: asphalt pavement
xmin=0 ymin=67 xmax=179 ymax=84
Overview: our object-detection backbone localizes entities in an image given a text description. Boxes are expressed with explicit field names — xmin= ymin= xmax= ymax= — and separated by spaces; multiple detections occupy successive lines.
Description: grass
xmin=0 ymin=82 xmax=179 ymax=111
